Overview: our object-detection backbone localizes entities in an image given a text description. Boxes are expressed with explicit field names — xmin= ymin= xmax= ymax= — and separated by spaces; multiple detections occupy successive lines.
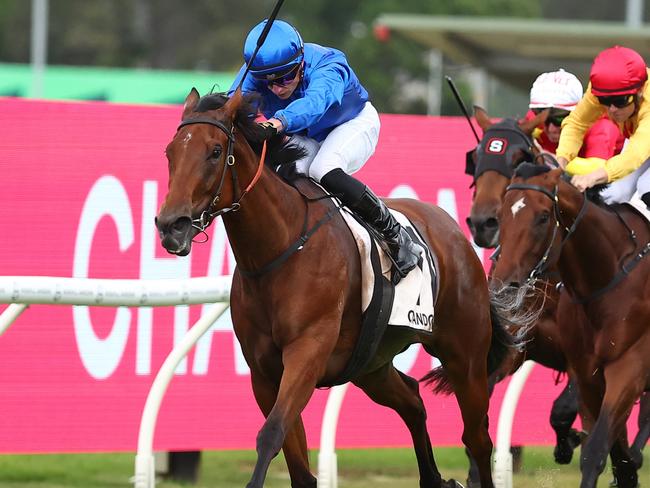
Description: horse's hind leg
xmin=466 ymin=372 xmax=498 ymax=487
xmin=550 ymin=377 xmax=582 ymax=464
xmin=354 ymin=364 xmax=457 ymax=488
xmin=250 ymin=371 xmax=316 ymax=487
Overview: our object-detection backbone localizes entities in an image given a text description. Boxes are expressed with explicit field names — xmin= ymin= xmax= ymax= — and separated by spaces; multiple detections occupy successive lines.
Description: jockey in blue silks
xmin=229 ymin=19 xmax=422 ymax=280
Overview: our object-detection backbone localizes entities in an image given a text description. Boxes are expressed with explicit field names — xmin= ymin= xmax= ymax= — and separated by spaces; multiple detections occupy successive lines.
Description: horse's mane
xmin=514 ymin=163 xmax=609 ymax=207
xmin=194 ymin=92 xmax=306 ymax=172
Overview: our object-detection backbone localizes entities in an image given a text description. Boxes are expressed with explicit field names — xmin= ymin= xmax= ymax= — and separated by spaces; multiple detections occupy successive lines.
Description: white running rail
xmin=0 ymin=275 xmax=232 ymax=488
xmin=133 ymin=301 xmax=230 ymax=488
xmin=493 ymin=360 xmax=535 ymax=488
xmin=317 ymin=383 xmax=349 ymax=488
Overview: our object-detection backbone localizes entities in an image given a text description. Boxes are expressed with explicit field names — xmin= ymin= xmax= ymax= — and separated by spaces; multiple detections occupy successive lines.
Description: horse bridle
xmin=174 ymin=115 xmax=335 ymax=279
xmin=505 ymin=181 xmax=650 ymax=303
xmin=504 ymin=182 xmax=588 ymax=283
xmin=176 ymin=117 xmax=266 ymax=234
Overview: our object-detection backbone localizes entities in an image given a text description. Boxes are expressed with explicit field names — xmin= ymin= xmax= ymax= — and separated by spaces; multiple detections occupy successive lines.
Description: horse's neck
xmin=558 ymin=201 xmax=630 ymax=299
xmin=222 ymin=152 xmax=305 ymax=274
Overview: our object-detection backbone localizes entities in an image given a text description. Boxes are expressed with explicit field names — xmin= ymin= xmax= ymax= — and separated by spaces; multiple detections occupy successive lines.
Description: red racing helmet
xmin=590 ymin=46 xmax=647 ymax=96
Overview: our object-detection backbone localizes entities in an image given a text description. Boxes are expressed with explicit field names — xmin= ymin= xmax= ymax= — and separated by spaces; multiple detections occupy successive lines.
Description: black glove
xmin=257 ymin=121 xmax=278 ymax=140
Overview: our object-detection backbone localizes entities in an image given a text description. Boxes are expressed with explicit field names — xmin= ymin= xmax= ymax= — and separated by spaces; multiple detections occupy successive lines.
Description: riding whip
xmin=445 ymin=75 xmax=481 ymax=143
xmin=235 ymin=0 xmax=286 ymax=91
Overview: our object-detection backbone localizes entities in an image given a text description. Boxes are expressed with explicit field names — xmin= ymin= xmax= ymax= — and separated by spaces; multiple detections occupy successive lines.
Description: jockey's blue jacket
xmin=229 ymin=43 xmax=369 ymax=142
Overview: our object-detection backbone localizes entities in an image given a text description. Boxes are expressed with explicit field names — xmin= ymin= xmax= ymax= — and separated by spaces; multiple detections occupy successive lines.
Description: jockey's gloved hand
xmin=257 ymin=121 xmax=278 ymax=140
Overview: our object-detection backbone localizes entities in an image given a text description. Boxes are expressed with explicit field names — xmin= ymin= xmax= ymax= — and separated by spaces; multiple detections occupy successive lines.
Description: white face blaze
xmin=511 ymin=197 xmax=526 ymax=217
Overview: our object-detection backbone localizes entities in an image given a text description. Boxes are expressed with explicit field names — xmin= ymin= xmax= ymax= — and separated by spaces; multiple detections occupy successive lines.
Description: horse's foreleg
xmin=354 ymin=364 xmax=449 ymax=488
xmin=580 ymin=362 xmax=644 ymax=488
xmin=247 ymin=339 xmax=328 ymax=488
xmin=466 ymin=372 xmax=498 ymax=487
xmin=250 ymin=370 xmax=316 ymax=488
xmin=439 ymin=352 xmax=494 ymax=488
xmin=550 ymin=377 xmax=581 ymax=464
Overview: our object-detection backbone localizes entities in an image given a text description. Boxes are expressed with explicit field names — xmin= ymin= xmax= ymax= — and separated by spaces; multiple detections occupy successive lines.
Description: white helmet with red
xmin=529 ymin=69 xmax=583 ymax=111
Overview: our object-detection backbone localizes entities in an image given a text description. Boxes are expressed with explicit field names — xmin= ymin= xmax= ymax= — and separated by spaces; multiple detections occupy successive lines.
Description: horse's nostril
xmin=484 ymin=217 xmax=499 ymax=230
xmin=171 ymin=217 xmax=191 ymax=235
xmin=509 ymin=281 xmax=521 ymax=289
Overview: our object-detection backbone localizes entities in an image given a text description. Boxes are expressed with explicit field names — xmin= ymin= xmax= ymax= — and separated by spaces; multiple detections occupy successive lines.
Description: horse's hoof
xmin=443 ymin=479 xmax=466 ymax=488
xmin=465 ymin=476 xmax=481 ymax=488
xmin=553 ymin=442 xmax=574 ymax=464
xmin=554 ymin=429 xmax=581 ymax=464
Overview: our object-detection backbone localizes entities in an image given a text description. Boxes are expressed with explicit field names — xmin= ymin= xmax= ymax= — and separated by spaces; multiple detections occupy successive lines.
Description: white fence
xmin=0 ymin=275 xmax=526 ymax=488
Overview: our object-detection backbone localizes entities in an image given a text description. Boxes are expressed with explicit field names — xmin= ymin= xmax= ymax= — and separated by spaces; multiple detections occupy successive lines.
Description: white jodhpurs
xmin=288 ymin=101 xmax=380 ymax=183
xmin=601 ymin=158 xmax=650 ymax=204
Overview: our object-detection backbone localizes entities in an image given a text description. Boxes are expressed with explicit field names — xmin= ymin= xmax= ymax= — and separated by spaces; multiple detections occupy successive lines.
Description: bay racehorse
xmin=155 ymin=88 xmax=529 ymax=488
xmin=465 ymin=110 xmax=649 ymax=478
xmin=464 ymin=107 xmax=584 ymax=475
xmin=491 ymin=163 xmax=650 ymax=488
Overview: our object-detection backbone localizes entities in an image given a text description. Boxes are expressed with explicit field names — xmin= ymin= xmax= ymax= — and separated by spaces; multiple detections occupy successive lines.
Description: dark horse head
xmin=465 ymin=107 xmax=548 ymax=248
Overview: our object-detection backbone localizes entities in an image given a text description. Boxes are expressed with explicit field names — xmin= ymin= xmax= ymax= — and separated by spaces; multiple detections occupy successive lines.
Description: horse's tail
xmin=421 ymin=286 xmax=538 ymax=396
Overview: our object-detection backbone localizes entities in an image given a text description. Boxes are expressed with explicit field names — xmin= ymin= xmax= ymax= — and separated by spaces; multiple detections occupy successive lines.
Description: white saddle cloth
xmin=340 ymin=207 xmax=438 ymax=333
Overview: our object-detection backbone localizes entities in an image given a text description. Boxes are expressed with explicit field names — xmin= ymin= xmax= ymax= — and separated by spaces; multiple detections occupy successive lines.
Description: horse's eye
xmin=211 ymin=146 xmax=222 ymax=160
xmin=537 ymin=212 xmax=550 ymax=225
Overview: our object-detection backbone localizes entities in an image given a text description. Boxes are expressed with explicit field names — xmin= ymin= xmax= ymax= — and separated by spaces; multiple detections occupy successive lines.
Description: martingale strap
xmin=237 ymin=207 xmax=335 ymax=279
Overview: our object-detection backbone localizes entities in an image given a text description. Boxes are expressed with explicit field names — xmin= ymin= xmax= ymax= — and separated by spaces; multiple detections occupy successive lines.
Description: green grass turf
xmin=0 ymin=446 xmax=646 ymax=487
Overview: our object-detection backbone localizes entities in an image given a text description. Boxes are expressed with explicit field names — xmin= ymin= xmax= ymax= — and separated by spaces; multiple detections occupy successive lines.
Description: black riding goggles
xmin=253 ymin=63 xmax=301 ymax=87
xmin=532 ymin=108 xmax=571 ymax=127
xmin=596 ymin=94 xmax=635 ymax=108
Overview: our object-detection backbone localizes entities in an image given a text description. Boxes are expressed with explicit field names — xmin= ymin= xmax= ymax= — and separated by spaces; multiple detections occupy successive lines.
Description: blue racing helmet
xmin=244 ymin=19 xmax=304 ymax=77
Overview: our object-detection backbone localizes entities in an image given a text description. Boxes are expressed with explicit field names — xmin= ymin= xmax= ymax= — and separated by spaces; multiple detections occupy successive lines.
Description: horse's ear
xmin=223 ymin=88 xmax=244 ymax=121
xmin=473 ymin=105 xmax=492 ymax=133
xmin=519 ymin=109 xmax=548 ymax=135
xmin=182 ymin=88 xmax=200 ymax=119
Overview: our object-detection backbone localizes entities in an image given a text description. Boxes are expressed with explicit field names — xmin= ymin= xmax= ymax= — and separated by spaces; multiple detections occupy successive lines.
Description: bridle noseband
xmin=176 ymin=117 xmax=266 ymax=234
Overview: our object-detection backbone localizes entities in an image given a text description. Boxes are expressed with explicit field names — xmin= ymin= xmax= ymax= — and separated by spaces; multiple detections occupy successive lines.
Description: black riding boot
xmin=321 ymin=169 xmax=422 ymax=281
xmin=641 ymin=191 xmax=650 ymax=209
